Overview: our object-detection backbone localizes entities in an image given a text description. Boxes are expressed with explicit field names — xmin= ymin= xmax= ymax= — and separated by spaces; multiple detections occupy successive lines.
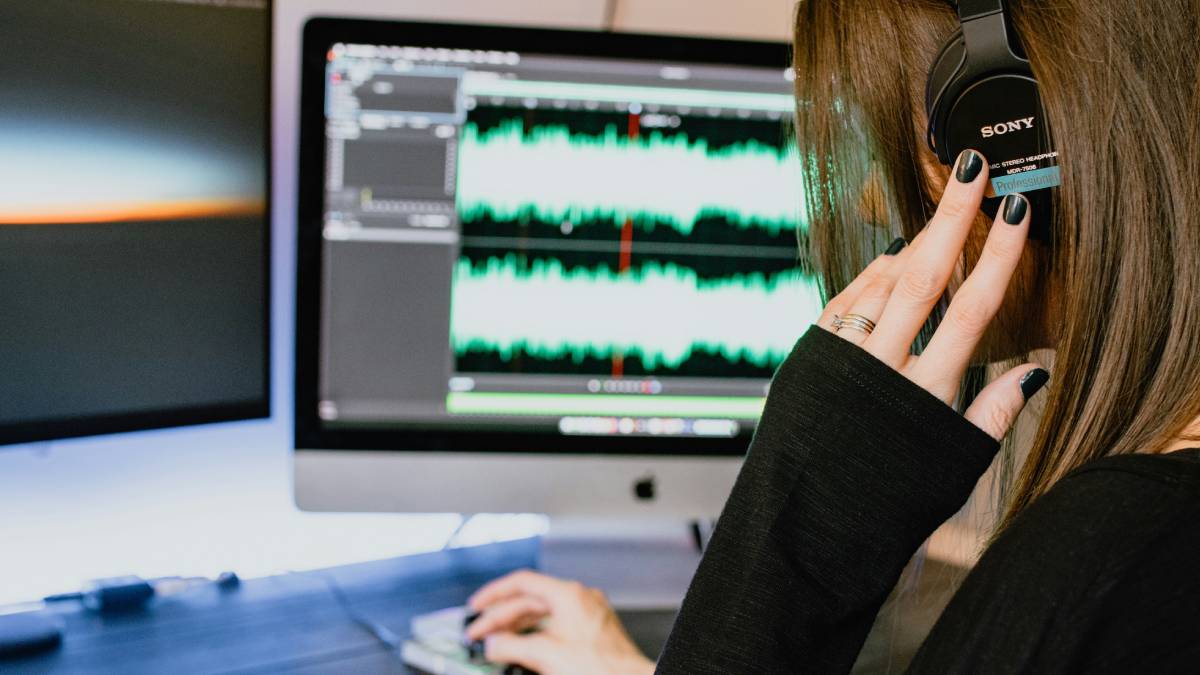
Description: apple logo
xmin=634 ymin=474 xmax=656 ymax=501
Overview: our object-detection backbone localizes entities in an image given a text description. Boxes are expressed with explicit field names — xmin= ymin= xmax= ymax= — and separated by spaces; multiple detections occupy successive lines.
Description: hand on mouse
xmin=819 ymin=148 xmax=1048 ymax=440
xmin=466 ymin=570 xmax=655 ymax=675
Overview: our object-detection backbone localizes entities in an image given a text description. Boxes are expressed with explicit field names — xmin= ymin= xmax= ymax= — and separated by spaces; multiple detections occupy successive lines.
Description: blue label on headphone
xmin=991 ymin=166 xmax=1061 ymax=196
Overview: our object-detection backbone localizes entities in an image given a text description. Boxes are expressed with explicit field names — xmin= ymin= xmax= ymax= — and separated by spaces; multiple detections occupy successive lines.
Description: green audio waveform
xmin=456 ymin=119 xmax=804 ymax=235
xmin=450 ymin=256 xmax=823 ymax=370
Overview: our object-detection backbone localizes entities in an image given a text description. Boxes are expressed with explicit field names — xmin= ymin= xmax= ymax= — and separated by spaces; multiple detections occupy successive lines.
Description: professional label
xmin=991 ymin=162 xmax=1061 ymax=196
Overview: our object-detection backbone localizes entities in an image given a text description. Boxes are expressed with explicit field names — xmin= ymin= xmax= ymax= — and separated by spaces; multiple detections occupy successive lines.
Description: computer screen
xmin=297 ymin=20 xmax=821 ymax=455
xmin=0 ymin=0 xmax=270 ymax=446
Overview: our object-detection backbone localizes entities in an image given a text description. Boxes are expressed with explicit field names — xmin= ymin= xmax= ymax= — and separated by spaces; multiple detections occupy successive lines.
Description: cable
xmin=602 ymin=0 xmax=620 ymax=32
xmin=689 ymin=519 xmax=717 ymax=553
xmin=308 ymin=571 xmax=405 ymax=659
xmin=442 ymin=514 xmax=473 ymax=551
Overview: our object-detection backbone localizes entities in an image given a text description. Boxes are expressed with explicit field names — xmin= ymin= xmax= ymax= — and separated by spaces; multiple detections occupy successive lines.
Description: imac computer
xmin=294 ymin=18 xmax=822 ymax=516
xmin=0 ymin=0 xmax=271 ymax=447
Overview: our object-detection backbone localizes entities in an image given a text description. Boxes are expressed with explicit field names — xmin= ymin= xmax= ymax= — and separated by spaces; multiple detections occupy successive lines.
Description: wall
xmin=614 ymin=0 xmax=791 ymax=39
xmin=0 ymin=0 xmax=794 ymax=607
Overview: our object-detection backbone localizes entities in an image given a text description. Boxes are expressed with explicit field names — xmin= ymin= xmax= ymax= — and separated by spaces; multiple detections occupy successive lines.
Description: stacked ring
xmin=832 ymin=313 xmax=876 ymax=336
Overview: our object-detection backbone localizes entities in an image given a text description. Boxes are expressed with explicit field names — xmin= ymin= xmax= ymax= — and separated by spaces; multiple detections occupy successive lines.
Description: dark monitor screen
xmin=0 ymin=0 xmax=271 ymax=446
xmin=296 ymin=19 xmax=820 ymax=456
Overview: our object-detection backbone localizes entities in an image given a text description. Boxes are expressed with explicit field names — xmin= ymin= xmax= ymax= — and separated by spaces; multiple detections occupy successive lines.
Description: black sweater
xmin=656 ymin=326 xmax=1200 ymax=674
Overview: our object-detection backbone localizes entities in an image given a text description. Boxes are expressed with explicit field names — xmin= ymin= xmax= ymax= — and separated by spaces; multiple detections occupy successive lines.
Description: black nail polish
xmin=1002 ymin=193 xmax=1029 ymax=225
xmin=884 ymin=237 xmax=907 ymax=256
xmin=954 ymin=149 xmax=984 ymax=183
xmin=1019 ymin=368 xmax=1050 ymax=402
xmin=467 ymin=640 xmax=486 ymax=663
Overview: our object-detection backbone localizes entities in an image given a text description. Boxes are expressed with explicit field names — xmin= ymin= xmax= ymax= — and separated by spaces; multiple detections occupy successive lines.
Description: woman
xmin=464 ymin=0 xmax=1200 ymax=672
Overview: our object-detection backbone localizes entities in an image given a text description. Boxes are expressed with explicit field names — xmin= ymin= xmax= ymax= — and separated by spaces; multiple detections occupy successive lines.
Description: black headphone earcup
xmin=925 ymin=28 xmax=965 ymax=115
xmin=926 ymin=27 xmax=964 ymax=113
xmin=923 ymin=11 xmax=1055 ymax=242
xmin=925 ymin=28 xmax=967 ymax=161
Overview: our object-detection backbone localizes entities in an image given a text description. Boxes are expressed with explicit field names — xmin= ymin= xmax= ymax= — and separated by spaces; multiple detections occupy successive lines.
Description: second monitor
xmin=295 ymin=18 xmax=821 ymax=515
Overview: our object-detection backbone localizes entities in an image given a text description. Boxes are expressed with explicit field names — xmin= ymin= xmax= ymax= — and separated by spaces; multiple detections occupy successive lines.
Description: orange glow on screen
xmin=0 ymin=198 xmax=265 ymax=225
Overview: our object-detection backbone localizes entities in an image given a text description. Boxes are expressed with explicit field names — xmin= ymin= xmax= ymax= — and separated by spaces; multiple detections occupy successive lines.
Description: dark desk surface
xmin=2 ymin=538 xmax=678 ymax=675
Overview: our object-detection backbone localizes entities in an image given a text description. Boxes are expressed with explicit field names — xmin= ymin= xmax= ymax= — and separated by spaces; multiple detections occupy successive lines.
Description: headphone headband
xmin=957 ymin=0 xmax=1004 ymax=20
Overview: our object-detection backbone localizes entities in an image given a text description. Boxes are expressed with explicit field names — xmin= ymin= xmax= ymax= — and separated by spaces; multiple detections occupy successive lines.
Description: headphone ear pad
xmin=925 ymin=28 xmax=966 ymax=125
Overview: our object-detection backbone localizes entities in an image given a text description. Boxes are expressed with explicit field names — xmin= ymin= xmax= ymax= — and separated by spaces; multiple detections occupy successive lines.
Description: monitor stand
xmin=538 ymin=518 xmax=707 ymax=611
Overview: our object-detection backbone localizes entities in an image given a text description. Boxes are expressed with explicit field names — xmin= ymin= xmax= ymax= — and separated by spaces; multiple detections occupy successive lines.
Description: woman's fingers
xmin=833 ymin=239 xmax=910 ymax=346
xmin=468 ymin=569 xmax=578 ymax=613
xmin=484 ymin=631 xmax=562 ymax=674
xmin=864 ymin=149 xmax=989 ymax=367
xmin=466 ymin=595 xmax=550 ymax=641
xmin=468 ymin=566 xmax=566 ymax=610
xmin=908 ymin=192 xmax=1031 ymax=402
xmin=817 ymin=240 xmax=906 ymax=332
xmin=964 ymin=364 xmax=1050 ymax=440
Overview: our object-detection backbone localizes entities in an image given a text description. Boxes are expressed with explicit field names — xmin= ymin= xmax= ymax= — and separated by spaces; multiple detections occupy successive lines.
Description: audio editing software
xmin=319 ymin=42 xmax=822 ymax=437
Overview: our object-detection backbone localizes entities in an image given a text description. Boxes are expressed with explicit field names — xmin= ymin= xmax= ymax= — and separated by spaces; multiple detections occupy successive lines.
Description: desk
xmin=2 ymin=539 xmax=678 ymax=674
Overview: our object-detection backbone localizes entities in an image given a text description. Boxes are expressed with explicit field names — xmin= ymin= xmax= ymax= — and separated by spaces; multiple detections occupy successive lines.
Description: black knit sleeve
xmin=656 ymin=325 xmax=999 ymax=674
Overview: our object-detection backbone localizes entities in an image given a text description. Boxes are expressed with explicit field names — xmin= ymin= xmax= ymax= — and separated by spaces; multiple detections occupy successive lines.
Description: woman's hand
xmin=466 ymin=570 xmax=655 ymax=675
xmin=819 ymin=149 xmax=1048 ymax=440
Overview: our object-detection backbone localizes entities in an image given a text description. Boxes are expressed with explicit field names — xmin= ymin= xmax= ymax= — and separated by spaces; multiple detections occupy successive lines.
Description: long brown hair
xmin=791 ymin=0 xmax=1200 ymax=533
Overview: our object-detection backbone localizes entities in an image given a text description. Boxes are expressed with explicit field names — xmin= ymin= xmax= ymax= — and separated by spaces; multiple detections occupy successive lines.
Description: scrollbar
xmin=558 ymin=417 xmax=740 ymax=437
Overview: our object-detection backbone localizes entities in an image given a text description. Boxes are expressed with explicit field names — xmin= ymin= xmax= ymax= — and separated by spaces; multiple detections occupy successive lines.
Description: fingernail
xmin=464 ymin=611 xmax=481 ymax=629
xmin=1002 ymin=193 xmax=1029 ymax=225
xmin=884 ymin=237 xmax=907 ymax=256
xmin=1019 ymin=368 xmax=1050 ymax=402
xmin=954 ymin=149 xmax=984 ymax=183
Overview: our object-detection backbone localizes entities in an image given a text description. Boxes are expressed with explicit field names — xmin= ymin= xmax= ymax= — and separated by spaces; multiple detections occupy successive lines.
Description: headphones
xmin=924 ymin=0 xmax=1058 ymax=234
